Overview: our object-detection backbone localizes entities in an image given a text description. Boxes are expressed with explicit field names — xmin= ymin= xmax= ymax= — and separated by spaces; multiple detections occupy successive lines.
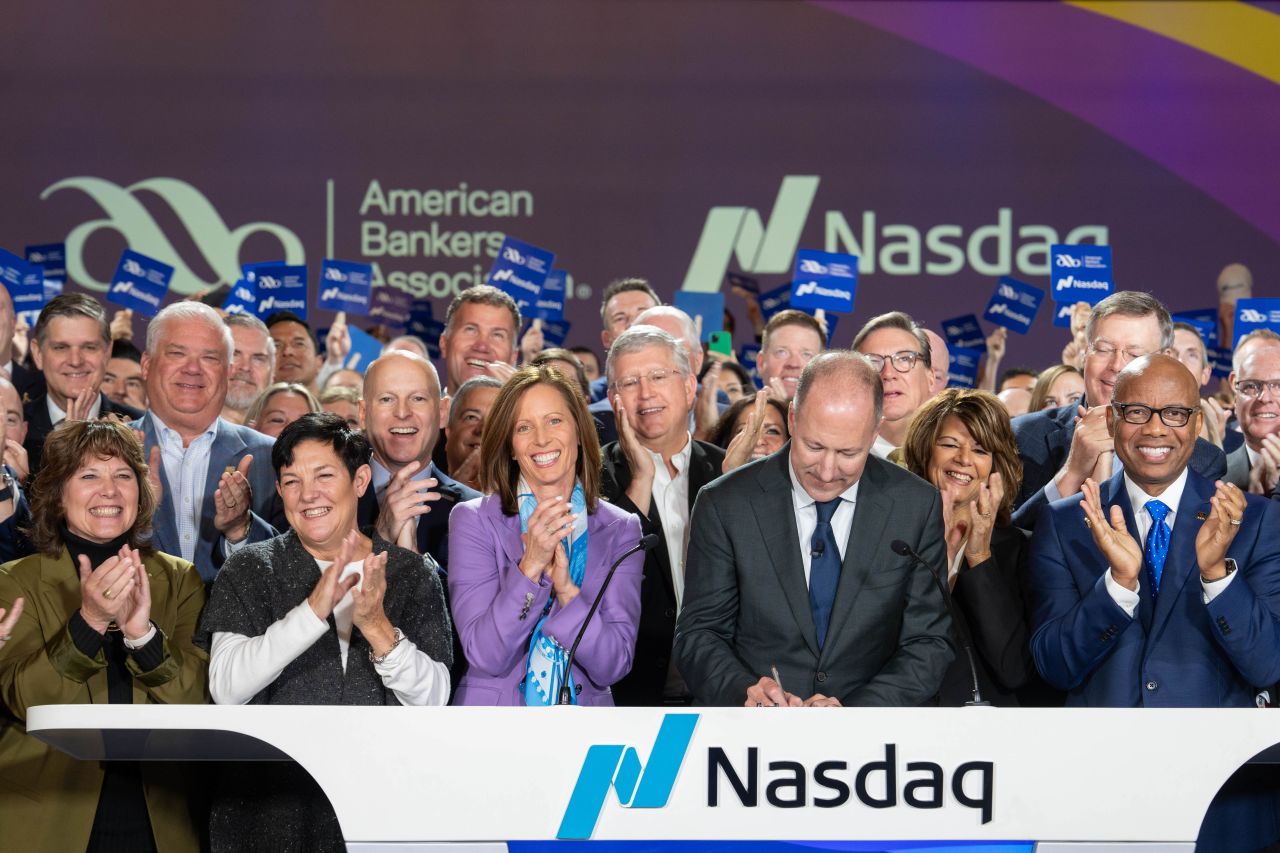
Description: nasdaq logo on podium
xmin=557 ymin=714 xmax=698 ymax=839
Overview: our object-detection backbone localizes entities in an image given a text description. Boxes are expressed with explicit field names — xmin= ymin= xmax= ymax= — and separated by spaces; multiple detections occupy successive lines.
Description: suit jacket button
xmin=1146 ymin=680 xmax=1157 ymax=691
xmin=575 ymin=683 xmax=582 ymax=695
xmin=816 ymin=671 xmax=827 ymax=683
xmin=664 ymin=608 xmax=676 ymax=619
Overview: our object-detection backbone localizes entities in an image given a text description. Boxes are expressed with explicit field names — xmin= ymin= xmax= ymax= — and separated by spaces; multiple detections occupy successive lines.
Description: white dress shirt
xmin=647 ymin=433 xmax=693 ymax=610
xmin=870 ymin=434 xmax=897 ymax=461
xmin=788 ymin=456 xmax=859 ymax=586
xmin=1104 ymin=468 xmax=1234 ymax=616
xmin=149 ymin=412 xmax=218 ymax=564
xmin=47 ymin=393 xmax=102 ymax=425
xmin=209 ymin=557 xmax=450 ymax=706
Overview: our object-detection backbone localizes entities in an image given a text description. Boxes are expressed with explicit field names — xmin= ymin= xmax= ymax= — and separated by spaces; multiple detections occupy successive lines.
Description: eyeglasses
xmin=863 ymin=351 xmax=924 ymax=373
xmin=1233 ymin=380 xmax=1280 ymax=400
xmin=614 ymin=368 xmax=682 ymax=393
xmin=1087 ymin=342 xmax=1150 ymax=365
xmin=1111 ymin=402 xmax=1198 ymax=427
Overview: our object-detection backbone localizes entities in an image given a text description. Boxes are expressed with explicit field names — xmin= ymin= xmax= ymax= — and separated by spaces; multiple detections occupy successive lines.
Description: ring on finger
xmin=103 ymin=587 xmax=115 ymax=600
xmin=1230 ymin=517 xmax=1243 ymax=526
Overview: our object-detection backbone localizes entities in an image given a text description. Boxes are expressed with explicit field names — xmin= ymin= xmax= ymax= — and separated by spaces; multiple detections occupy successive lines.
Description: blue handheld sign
xmin=108 ymin=249 xmax=174 ymax=318
xmin=369 ymin=286 xmax=412 ymax=328
xmin=1172 ymin=309 xmax=1220 ymax=348
xmin=488 ymin=236 xmax=555 ymax=313
xmin=1050 ymin=244 xmax=1113 ymax=304
xmin=26 ymin=243 xmax=66 ymax=280
xmin=941 ymin=314 xmax=986 ymax=351
xmin=948 ymin=346 xmax=984 ymax=389
xmin=222 ymin=279 xmax=258 ymax=317
xmin=1206 ymin=346 xmax=1233 ymax=380
xmin=408 ymin=300 xmax=434 ymax=338
xmin=527 ymin=268 xmax=567 ymax=322
xmin=0 ymin=248 xmax=45 ymax=317
xmin=738 ymin=343 xmax=764 ymax=389
xmin=419 ymin=318 xmax=446 ymax=358
xmin=1051 ymin=301 xmax=1076 ymax=329
xmin=673 ymin=291 xmax=725 ymax=343
xmin=759 ymin=282 xmax=792 ymax=320
xmin=535 ymin=318 xmax=571 ymax=348
xmin=342 ymin=326 xmax=385 ymax=374
xmin=789 ymin=249 xmax=858 ymax=314
xmin=248 ymin=263 xmax=308 ymax=320
xmin=1234 ymin=299 xmax=1280 ymax=348
xmin=983 ymin=276 xmax=1044 ymax=335
xmin=318 ymin=259 xmax=373 ymax=316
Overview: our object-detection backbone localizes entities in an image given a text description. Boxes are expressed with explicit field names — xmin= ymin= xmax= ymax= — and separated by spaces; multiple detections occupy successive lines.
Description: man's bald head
xmin=1217 ymin=263 xmax=1253 ymax=301
xmin=1113 ymin=353 xmax=1200 ymax=407
xmin=364 ymin=349 xmax=441 ymax=399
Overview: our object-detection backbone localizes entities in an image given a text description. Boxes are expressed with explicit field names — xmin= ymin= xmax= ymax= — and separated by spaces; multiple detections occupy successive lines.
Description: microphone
xmin=557 ymin=533 xmax=661 ymax=705
xmin=890 ymin=539 xmax=990 ymax=707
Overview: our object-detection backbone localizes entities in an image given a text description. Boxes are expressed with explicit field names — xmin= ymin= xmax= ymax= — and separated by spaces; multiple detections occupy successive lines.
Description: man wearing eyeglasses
xmin=1224 ymin=331 xmax=1280 ymax=496
xmin=851 ymin=311 xmax=936 ymax=460
xmin=602 ymin=325 xmax=725 ymax=706
xmin=1029 ymin=353 xmax=1280 ymax=848
xmin=1011 ymin=292 xmax=1226 ymax=528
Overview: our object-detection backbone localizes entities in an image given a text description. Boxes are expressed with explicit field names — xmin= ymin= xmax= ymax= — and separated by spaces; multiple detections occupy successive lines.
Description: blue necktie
xmin=809 ymin=498 xmax=842 ymax=649
xmin=1143 ymin=499 xmax=1171 ymax=593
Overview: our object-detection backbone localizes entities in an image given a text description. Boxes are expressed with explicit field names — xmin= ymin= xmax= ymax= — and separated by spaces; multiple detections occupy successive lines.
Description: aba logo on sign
xmin=41 ymin=177 xmax=304 ymax=296
xmin=557 ymin=714 xmax=698 ymax=839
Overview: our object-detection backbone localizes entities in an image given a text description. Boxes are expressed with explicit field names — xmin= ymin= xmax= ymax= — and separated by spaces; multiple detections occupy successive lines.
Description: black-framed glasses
xmin=1234 ymin=379 xmax=1280 ymax=400
xmin=1111 ymin=402 xmax=1198 ymax=427
xmin=863 ymin=350 xmax=924 ymax=373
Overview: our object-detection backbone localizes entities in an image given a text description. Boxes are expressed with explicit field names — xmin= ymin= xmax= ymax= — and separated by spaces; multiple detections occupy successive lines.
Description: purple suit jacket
xmin=447 ymin=493 xmax=645 ymax=706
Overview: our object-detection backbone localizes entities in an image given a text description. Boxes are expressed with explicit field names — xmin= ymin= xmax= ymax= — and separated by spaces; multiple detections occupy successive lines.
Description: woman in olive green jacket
xmin=0 ymin=420 xmax=208 ymax=852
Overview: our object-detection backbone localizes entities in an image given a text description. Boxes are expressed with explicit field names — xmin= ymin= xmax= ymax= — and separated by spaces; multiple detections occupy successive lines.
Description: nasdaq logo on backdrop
xmin=41 ymin=177 xmax=304 ymax=296
xmin=681 ymin=176 xmax=1109 ymax=292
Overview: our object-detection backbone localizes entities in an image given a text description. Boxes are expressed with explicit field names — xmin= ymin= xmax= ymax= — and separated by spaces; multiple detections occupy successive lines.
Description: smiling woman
xmin=448 ymin=365 xmax=644 ymax=706
xmin=0 ymin=419 xmax=207 ymax=852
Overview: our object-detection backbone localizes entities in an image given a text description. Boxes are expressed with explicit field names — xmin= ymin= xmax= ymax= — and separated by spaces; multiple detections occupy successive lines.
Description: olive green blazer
xmin=0 ymin=547 xmax=209 ymax=853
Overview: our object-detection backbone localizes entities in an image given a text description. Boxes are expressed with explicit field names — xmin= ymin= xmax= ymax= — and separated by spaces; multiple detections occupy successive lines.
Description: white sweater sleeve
xmin=374 ymin=635 xmax=451 ymax=706
xmin=209 ymin=601 xmax=328 ymax=705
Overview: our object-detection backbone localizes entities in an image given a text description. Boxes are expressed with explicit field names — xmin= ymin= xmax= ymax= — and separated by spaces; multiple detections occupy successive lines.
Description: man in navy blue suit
xmin=1012 ymin=291 xmax=1225 ymax=528
xmin=1029 ymin=353 xmax=1280 ymax=849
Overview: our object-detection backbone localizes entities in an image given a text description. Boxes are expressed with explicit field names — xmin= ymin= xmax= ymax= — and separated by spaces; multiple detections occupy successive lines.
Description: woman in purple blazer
xmin=448 ymin=365 xmax=644 ymax=706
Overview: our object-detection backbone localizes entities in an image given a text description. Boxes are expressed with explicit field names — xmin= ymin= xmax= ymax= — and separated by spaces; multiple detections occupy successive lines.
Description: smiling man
xmin=357 ymin=350 xmax=478 ymax=566
xmin=1028 ymin=353 xmax=1280 ymax=847
xmin=600 ymin=325 xmax=725 ymax=706
xmin=133 ymin=302 xmax=284 ymax=581
xmin=1225 ymin=332 xmax=1280 ymax=495
xmin=443 ymin=375 xmax=501 ymax=492
xmin=675 ymin=351 xmax=953 ymax=708
xmin=222 ymin=313 xmax=276 ymax=425
xmin=23 ymin=294 xmax=143 ymax=477
xmin=438 ymin=285 xmax=520 ymax=395
xmin=755 ymin=309 xmax=825 ymax=403
xmin=266 ymin=310 xmax=322 ymax=393
xmin=1011 ymin=291 xmax=1226 ymax=528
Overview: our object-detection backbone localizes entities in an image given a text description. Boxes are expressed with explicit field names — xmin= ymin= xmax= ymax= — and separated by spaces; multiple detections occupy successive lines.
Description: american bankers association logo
xmin=41 ymin=177 xmax=304 ymax=295
xmin=558 ymin=714 xmax=698 ymax=839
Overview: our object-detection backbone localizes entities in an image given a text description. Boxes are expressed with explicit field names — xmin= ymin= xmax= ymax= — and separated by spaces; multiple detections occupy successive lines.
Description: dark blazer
xmin=355 ymin=458 xmax=479 ymax=571
xmin=673 ymin=447 xmax=954 ymax=706
xmin=133 ymin=413 xmax=285 ymax=582
xmin=601 ymin=437 xmax=725 ymax=706
xmin=1223 ymin=442 xmax=1250 ymax=490
xmin=447 ymin=493 xmax=644 ymax=706
xmin=22 ymin=392 xmax=143 ymax=479
xmin=9 ymin=360 xmax=44 ymax=406
xmin=1029 ymin=467 xmax=1280 ymax=707
xmin=1011 ymin=400 xmax=1226 ymax=528
xmin=943 ymin=525 xmax=1059 ymax=707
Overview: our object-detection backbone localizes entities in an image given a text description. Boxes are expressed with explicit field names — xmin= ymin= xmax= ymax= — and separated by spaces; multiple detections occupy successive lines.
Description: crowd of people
xmin=0 ymin=261 xmax=1277 ymax=851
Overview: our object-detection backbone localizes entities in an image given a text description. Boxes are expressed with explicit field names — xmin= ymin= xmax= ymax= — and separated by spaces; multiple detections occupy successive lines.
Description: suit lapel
xmin=1148 ymin=473 xmax=1212 ymax=644
xmin=138 ymin=415 xmax=178 ymax=555
xmin=823 ymin=458 xmax=894 ymax=653
xmin=750 ymin=451 xmax=819 ymax=657
xmin=495 ymin=502 xmax=526 ymax=570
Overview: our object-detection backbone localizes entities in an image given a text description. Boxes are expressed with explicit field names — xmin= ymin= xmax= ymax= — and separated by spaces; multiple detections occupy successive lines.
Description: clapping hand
xmin=373 ymin=461 xmax=441 ymax=552
xmin=78 ymin=546 xmax=140 ymax=634
xmin=546 ymin=537 xmax=580 ymax=607
xmin=1247 ymin=434 xmax=1280 ymax=496
xmin=722 ymin=390 xmax=768 ymax=474
xmin=614 ymin=395 xmax=656 ymax=514
xmin=964 ymin=472 xmax=1002 ymax=566
xmin=326 ymin=312 xmax=351 ymax=367
xmin=2 ymin=438 xmax=28 ymax=484
xmin=0 ymin=597 xmax=24 ymax=647
xmin=307 ymin=530 xmax=361 ymax=620
xmin=518 ymin=495 xmax=575 ymax=583
xmin=1196 ymin=481 xmax=1247 ymax=580
xmin=1079 ymin=477 xmax=1142 ymax=590
xmin=213 ymin=455 xmax=254 ymax=541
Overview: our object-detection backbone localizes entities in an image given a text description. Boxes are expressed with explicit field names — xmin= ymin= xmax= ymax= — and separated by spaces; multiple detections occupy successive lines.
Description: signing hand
xmin=1197 ymin=481 xmax=1247 ymax=580
xmin=614 ymin=395 xmax=656 ymax=514
xmin=518 ymin=496 xmax=575 ymax=582
xmin=78 ymin=551 xmax=138 ymax=634
xmin=213 ymin=455 xmax=254 ymax=541
xmin=722 ymin=390 xmax=768 ymax=474
xmin=745 ymin=677 xmax=802 ymax=708
xmin=308 ymin=530 xmax=361 ymax=620
xmin=1080 ymin=477 xmax=1142 ymax=590
xmin=373 ymin=461 xmax=440 ymax=553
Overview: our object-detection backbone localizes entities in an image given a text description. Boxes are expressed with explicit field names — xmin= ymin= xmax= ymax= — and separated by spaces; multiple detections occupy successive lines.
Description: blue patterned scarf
xmin=518 ymin=480 xmax=588 ymax=705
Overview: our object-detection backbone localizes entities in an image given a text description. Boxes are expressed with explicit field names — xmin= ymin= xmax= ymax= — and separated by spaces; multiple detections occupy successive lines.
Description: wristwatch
xmin=1202 ymin=557 xmax=1238 ymax=584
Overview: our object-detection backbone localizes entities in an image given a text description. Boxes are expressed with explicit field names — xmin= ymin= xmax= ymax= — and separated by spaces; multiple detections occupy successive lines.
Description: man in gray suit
xmin=1224 ymin=330 xmax=1280 ymax=495
xmin=134 ymin=302 xmax=283 ymax=581
xmin=674 ymin=351 xmax=953 ymax=707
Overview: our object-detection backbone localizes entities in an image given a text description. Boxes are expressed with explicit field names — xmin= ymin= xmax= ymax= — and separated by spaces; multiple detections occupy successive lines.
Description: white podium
xmin=27 ymin=704 xmax=1280 ymax=852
